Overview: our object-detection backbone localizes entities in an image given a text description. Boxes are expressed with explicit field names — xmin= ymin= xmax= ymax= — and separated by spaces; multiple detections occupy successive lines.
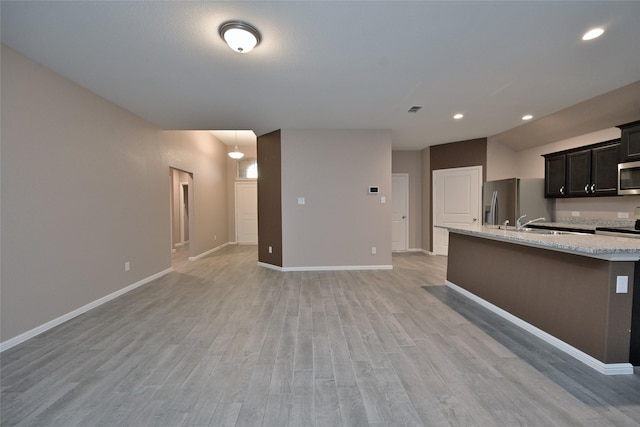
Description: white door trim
xmin=235 ymin=181 xmax=258 ymax=245
xmin=179 ymin=182 xmax=189 ymax=245
xmin=392 ymin=173 xmax=409 ymax=252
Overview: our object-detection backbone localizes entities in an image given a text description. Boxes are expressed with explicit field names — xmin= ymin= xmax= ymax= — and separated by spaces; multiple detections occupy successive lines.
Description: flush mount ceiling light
xmin=219 ymin=21 xmax=261 ymax=53
xmin=453 ymin=113 xmax=464 ymax=120
xmin=522 ymin=114 xmax=533 ymax=121
xmin=582 ymin=28 xmax=605 ymax=41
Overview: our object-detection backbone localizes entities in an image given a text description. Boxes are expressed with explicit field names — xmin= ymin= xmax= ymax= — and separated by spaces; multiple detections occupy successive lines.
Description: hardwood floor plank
xmin=289 ymin=370 xmax=314 ymax=426
xmin=294 ymin=331 xmax=313 ymax=371
xmin=337 ymin=385 xmax=369 ymax=427
xmin=352 ymin=360 xmax=392 ymax=423
xmin=262 ymin=392 xmax=292 ymax=427
xmin=314 ymin=379 xmax=342 ymax=427
xmin=2 ymin=247 xmax=639 ymax=426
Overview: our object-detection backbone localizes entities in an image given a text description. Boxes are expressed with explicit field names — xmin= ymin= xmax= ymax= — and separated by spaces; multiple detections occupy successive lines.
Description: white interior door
xmin=433 ymin=166 xmax=482 ymax=256
xmin=236 ymin=181 xmax=258 ymax=244
xmin=392 ymin=174 xmax=408 ymax=251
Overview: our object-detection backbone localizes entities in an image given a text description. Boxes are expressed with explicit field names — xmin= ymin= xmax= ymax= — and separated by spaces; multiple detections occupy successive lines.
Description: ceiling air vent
xmin=408 ymin=106 xmax=422 ymax=113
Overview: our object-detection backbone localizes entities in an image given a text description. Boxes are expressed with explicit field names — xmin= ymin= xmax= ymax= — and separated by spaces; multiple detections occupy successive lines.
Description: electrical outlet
xmin=125 ymin=261 xmax=130 ymax=272
xmin=616 ymin=276 xmax=628 ymax=294
xmin=618 ymin=212 xmax=629 ymax=219
xmin=380 ymin=196 xmax=386 ymax=204
xmin=371 ymin=246 xmax=377 ymax=255
xmin=268 ymin=246 xmax=273 ymax=254
xmin=571 ymin=211 xmax=580 ymax=217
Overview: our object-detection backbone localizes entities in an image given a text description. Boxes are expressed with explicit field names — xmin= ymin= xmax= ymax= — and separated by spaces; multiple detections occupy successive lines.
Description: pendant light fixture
xmin=219 ymin=21 xmax=261 ymax=53
xmin=228 ymin=131 xmax=245 ymax=159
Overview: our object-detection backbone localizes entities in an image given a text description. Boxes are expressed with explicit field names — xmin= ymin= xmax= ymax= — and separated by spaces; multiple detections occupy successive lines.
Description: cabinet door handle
xmin=591 ymin=184 xmax=596 ymax=193
xmin=560 ymin=185 xmax=565 ymax=195
xmin=584 ymin=184 xmax=590 ymax=194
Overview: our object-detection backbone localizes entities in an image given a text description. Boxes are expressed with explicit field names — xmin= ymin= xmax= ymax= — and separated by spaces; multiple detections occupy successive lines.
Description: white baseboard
xmin=407 ymin=248 xmax=436 ymax=255
xmin=257 ymin=261 xmax=283 ymax=271
xmin=445 ymin=280 xmax=634 ymax=376
xmin=0 ymin=267 xmax=173 ymax=353
xmin=285 ymin=265 xmax=393 ymax=272
xmin=257 ymin=262 xmax=393 ymax=272
xmin=188 ymin=242 xmax=233 ymax=261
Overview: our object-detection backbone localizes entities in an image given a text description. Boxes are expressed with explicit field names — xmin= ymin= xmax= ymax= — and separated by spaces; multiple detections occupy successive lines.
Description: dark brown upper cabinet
xmin=618 ymin=121 xmax=640 ymax=163
xmin=544 ymin=153 xmax=566 ymax=197
xmin=543 ymin=139 xmax=620 ymax=198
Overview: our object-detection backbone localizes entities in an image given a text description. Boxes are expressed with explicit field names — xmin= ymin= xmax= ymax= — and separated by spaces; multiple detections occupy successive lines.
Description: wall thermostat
xmin=368 ymin=186 xmax=379 ymax=194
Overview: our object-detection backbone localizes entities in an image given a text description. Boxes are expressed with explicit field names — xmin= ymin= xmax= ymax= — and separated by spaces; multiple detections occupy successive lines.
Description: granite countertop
xmin=532 ymin=218 xmax=636 ymax=231
xmin=438 ymin=224 xmax=640 ymax=261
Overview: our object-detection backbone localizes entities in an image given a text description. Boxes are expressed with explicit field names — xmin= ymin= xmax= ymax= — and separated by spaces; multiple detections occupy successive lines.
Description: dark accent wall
xmin=447 ymin=232 xmax=634 ymax=364
xmin=430 ymin=137 xmax=487 ymax=180
xmin=428 ymin=138 xmax=487 ymax=251
xmin=257 ymin=130 xmax=283 ymax=267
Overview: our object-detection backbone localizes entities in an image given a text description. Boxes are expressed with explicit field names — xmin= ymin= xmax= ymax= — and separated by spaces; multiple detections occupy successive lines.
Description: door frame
xmin=392 ymin=173 xmax=409 ymax=252
xmin=169 ymin=167 xmax=194 ymax=258
xmin=179 ymin=182 xmax=189 ymax=245
xmin=432 ymin=165 xmax=482 ymax=255
xmin=235 ymin=180 xmax=258 ymax=244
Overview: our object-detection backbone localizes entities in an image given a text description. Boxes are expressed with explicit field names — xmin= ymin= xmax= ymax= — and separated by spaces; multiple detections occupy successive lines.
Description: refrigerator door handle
xmin=489 ymin=190 xmax=498 ymax=225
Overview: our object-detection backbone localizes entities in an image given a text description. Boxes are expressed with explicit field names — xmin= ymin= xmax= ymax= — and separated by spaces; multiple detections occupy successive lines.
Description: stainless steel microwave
xmin=618 ymin=161 xmax=640 ymax=195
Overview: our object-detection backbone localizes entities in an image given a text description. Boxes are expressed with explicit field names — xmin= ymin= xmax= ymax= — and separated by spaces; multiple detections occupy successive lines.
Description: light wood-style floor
xmin=1 ymin=245 xmax=639 ymax=426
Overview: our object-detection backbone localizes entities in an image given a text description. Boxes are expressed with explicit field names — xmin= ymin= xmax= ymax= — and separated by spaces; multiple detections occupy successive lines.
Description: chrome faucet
xmin=516 ymin=214 xmax=546 ymax=230
xmin=502 ymin=219 xmax=509 ymax=230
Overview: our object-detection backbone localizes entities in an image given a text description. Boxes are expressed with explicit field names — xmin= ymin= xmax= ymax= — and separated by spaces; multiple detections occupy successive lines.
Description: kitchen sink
xmin=517 ymin=228 xmax=589 ymax=236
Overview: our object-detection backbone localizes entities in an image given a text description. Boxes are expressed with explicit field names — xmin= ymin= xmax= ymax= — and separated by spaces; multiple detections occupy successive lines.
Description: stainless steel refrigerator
xmin=483 ymin=178 xmax=553 ymax=226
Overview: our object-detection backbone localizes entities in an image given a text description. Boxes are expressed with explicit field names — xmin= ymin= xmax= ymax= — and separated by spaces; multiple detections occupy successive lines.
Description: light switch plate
xmin=380 ymin=196 xmax=386 ymax=204
xmin=616 ymin=276 xmax=628 ymax=294
xmin=297 ymin=197 xmax=305 ymax=205
xmin=618 ymin=212 xmax=629 ymax=219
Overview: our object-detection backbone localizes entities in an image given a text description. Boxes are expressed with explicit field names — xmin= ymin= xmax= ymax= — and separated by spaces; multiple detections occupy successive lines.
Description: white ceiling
xmin=2 ymin=1 xmax=639 ymax=150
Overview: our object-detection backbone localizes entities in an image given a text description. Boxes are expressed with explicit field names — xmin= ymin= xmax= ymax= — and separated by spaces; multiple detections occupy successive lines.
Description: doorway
xmin=170 ymin=167 xmax=193 ymax=269
xmin=432 ymin=166 xmax=482 ymax=256
xmin=392 ymin=173 xmax=409 ymax=251
xmin=235 ymin=181 xmax=258 ymax=244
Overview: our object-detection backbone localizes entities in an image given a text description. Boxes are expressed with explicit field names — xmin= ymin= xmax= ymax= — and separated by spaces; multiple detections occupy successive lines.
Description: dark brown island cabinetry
xmin=618 ymin=121 xmax=640 ymax=163
xmin=543 ymin=139 xmax=620 ymax=198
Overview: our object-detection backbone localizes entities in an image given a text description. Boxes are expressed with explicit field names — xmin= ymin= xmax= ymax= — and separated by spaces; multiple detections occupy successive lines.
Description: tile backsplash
xmin=554 ymin=195 xmax=640 ymax=225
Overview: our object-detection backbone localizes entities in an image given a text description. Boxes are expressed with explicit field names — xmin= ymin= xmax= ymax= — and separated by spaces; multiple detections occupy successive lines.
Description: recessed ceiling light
xmin=522 ymin=114 xmax=533 ymax=121
xmin=453 ymin=113 xmax=464 ymax=120
xmin=582 ymin=28 xmax=604 ymax=41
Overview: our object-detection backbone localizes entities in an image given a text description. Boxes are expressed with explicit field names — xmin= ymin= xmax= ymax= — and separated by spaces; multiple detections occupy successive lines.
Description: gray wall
xmin=1 ymin=45 xmax=229 ymax=343
xmin=281 ymin=129 xmax=392 ymax=268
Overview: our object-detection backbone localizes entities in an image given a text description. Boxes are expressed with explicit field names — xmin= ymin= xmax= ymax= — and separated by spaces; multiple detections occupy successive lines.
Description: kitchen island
xmin=439 ymin=224 xmax=640 ymax=375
